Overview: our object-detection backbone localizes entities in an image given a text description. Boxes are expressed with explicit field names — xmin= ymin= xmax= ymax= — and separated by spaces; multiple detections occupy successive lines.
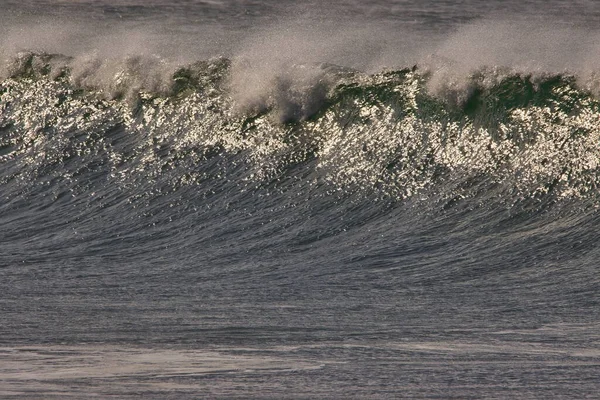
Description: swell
xmin=2 ymin=52 xmax=600 ymax=322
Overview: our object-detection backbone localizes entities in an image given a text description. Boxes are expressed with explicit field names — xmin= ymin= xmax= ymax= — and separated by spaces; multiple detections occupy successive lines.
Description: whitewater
xmin=1 ymin=1 xmax=600 ymax=398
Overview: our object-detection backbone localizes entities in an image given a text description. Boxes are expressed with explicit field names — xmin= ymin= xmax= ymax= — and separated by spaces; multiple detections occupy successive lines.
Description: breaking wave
xmin=2 ymin=51 xmax=600 ymax=215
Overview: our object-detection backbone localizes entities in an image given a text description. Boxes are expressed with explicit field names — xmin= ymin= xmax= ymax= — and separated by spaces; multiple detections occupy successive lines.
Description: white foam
xmin=0 ymin=345 xmax=321 ymax=396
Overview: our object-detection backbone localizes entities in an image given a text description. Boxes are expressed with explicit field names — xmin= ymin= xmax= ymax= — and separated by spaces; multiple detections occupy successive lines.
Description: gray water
xmin=1 ymin=1 xmax=600 ymax=398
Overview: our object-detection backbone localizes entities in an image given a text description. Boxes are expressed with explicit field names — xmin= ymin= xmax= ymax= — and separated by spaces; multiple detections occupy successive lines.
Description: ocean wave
xmin=2 ymin=52 xmax=600 ymax=213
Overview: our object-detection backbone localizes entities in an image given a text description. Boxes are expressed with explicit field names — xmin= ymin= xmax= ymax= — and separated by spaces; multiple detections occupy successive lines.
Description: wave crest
xmin=2 ymin=53 xmax=600 ymax=212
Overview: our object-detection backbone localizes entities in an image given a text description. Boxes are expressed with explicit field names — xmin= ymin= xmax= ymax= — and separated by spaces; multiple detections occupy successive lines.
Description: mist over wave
xmin=4 ymin=12 xmax=600 ymax=105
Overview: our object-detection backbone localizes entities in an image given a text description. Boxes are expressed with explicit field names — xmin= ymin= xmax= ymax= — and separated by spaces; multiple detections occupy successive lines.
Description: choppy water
xmin=2 ymin=1 xmax=600 ymax=398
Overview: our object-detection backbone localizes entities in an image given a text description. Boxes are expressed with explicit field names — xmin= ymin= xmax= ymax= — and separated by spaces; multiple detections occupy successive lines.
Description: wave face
xmin=2 ymin=12 xmax=600 ymax=397
xmin=3 ymin=52 xmax=600 ymax=303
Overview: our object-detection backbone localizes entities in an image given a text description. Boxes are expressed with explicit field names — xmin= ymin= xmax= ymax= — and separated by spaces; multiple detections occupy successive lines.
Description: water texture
xmin=1 ymin=1 xmax=600 ymax=398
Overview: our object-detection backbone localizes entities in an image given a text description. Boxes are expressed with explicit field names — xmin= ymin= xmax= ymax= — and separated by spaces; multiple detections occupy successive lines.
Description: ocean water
xmin=2 ymin=1 xmax=600 ymax=398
